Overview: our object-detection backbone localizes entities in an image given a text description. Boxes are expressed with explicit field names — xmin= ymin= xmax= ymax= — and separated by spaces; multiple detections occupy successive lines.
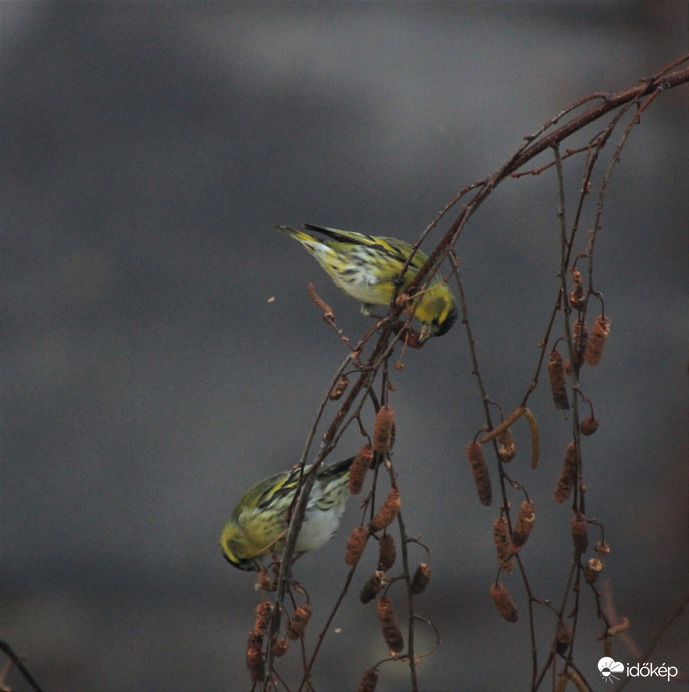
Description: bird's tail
xmin=319 ymin=456 xmax=356 ymax=478
xmin=274 ymin=225 xmax=317 ymax=244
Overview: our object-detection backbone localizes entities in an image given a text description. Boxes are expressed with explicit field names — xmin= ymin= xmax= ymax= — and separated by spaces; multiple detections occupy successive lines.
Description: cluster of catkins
xmin=345 ymin=406 xmax=432 ymax=692
xmin=245 ymin=591 xmax=313 ymax=682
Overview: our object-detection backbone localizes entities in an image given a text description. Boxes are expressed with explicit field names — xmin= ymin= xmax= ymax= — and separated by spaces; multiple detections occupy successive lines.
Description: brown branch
xmin=405 ymin=54 xmax=689 ymax=298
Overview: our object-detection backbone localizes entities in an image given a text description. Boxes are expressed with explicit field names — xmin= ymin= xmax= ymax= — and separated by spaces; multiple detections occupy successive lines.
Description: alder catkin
xmin=479 ymin=407 xmax=523 ymax=444
xmin=345 ymin=526 xmax=370 ymax=566
xmin=253 ymin=601 xmax=273 ymax=637
xmin=357 ymin=667 xmax=379 ymax=692
xmin=286 ymin=604 xmax=312 ymax=640
xmin=377 ymin=596 xmax=404 ymax=652
xmin=511 ymin=500 xmax=536 ymax=551
xmin=493 ymin=517 xmax=514 ymax=574
xmin=572 ymin=319 xmax=589 ymax=370
xmin=360 ymin=571 xmax=386 ymax=604
xmin=349 ymin=444 xmax=374 ymax=495
xmin=369 ymin=488 xmax=401 ymax=531
xmin=548 ymin=349 xmax=570 ymax=410
xmin=258 ymin=569 xmax=277 ymax=593
xmin=554 ymin=442 xmax=577 ymax=503
xmin=466 ymin=441 xmax=492 ymax=506
xmin=570 ymin=267 xmax=586 ymax=309
xmin=410 ymin=563 xmax=431 ymax=595
xmin=573 ymin=319 xmax=589 ymax=352
xmin=246 ymin=632 xmax=265 ymax=682
xmin=271 ymin=637 xmax=289 ymax=658
xmin=490 ymin=581 xmax=518 ymax=622
xmin=377 ymin=533 xmax=397 ymax=571
xmin=584 ymin=314 xmax=611 ymax=366
xmin=564 ymin=671 xmax=587 ymax=692
xmin=373 ymin=405 xmax=396 ymax=455
xmin=522 ymin=407 xmax=541 ymax=469
xmin=570 ymin=514 xmax=589 ymax=553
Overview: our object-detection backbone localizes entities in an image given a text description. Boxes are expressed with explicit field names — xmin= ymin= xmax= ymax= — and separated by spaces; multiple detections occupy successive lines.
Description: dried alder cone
xmin=377 ymin=596 xmax=405 ymax=653
xmin=584 ymin=557 xmax=604 ymax=583
xmin=369 ymin=488 xmax=401 ymax=531
xmin=403 ymin=327 xmax=425 ymax=349
xmin=595 ymin=540 xmax=611 ymax=556
xmin=490 ymin=581 xmax=518 ymax=622
xmin=580 ymin=415 xmax=599 ymax=436
xmin=466 ymin=441 xmax=492 ymax=506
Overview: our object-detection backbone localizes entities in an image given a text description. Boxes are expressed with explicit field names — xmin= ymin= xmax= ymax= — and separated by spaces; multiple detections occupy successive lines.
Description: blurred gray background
xmin=2 ymin=3 xmax=688 ymax=691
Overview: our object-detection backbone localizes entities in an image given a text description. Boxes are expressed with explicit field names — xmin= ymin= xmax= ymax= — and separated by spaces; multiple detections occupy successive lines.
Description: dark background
xmin=2 ymin=3 xmax=688 ymax=691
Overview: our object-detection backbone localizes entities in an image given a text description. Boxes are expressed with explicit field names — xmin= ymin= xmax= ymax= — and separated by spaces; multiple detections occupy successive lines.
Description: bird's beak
xmin=418 ymin=325 xmax=430 ymax=343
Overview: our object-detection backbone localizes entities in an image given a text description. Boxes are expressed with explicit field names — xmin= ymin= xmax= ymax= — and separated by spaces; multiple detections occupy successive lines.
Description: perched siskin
xmin=221 ymin=457 xmax=354 ymax=571
xmin=275 ymin=224 xmax=458 ymax=341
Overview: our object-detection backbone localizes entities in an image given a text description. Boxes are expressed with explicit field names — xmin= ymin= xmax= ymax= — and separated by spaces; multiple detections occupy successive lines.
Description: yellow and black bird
xmin=221 ymin=458 xmax=354 ymax=571
xmin=276 ymin=224 xmax=458 ymax=341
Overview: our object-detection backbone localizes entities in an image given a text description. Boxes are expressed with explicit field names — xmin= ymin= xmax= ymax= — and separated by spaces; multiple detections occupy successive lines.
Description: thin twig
xmin=0 ymin=640 xmax=44 ymax=692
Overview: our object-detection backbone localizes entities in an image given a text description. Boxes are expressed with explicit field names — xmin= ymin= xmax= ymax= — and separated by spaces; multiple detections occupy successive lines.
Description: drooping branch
xmin=406 ymin=53 xmax=689 ymax=297
xmin=255 ymin=52 xmax=689 ymax=691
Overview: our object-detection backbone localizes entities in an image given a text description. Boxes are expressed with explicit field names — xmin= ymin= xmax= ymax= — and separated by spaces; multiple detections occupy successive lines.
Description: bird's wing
xmin=302 ymin=224 xmax=422 ymax=266
xmin=302 ymin=224 xmax=371 ymax=244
